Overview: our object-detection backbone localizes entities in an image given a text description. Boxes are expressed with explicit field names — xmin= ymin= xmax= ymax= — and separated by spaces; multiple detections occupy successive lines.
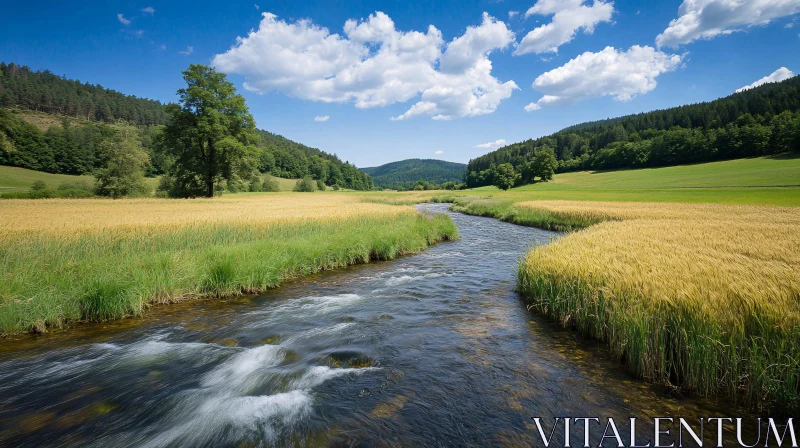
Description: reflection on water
xmin=0 ymin=204 xmax=751 ymax=446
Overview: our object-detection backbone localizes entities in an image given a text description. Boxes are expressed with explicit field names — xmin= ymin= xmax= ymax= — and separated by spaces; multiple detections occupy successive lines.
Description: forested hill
xmin=256 ymin=129 xmax=373 ymax=190
xmin=0 ymin=62 xmax=166 ymax=126
xmin=361 ymin=159 xmax=466 ymax=190
xmin=0 ymin=62 xmax=373 ymax=190
xmin=466 ymin=75 xmax=800 ymax=188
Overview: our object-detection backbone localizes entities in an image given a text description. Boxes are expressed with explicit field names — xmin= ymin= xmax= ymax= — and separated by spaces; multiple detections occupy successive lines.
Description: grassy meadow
xmin=0 ymin=165 xmax=301 ymax=194
xmin=0 ymin=194 xmax=457 ymax=334
xmin=467 ymin=155 xmax=800 ymax=206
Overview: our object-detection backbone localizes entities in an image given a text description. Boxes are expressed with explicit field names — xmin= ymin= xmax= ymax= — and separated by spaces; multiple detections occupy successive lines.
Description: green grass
xmin=0 ymin=165 xmax=301 ymax=194
xmin=466 ymin=155 xmax=800 ymax=206
xmin=0 ymin=166 xmax=100 ymax=192
xmin=446 ymin=197 xmax=602 ymax=231
xmin=0 ymin=213 xmax=457 ymax=334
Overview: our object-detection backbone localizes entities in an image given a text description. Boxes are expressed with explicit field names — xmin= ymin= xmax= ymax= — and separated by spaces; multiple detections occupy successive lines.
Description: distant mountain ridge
xmin=361 ymin=158 xmax=466 ymax=189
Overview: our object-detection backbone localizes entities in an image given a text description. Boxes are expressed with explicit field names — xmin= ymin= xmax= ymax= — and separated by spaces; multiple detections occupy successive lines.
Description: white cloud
xmin=179 ymin=46 xmax=194 ymax=55
xmin=435 ymin=150 xmax=444 ymax=155
xmin=525 ymin=45 xmax=683 ymax=110
xmin=117 ymin=13 xmax=131 ymax=25
xmin=515 ymin=0 xmax=614 ymax=55
xmin=314 ymin=115 xmax=330 ymax=122
xmin=212 ymin=11 xmax=517 ymax=120
xmin=509 ymin=10 xmax=519 ymax=18
xmin=656 ymin=0 xmax=800 ymax=48
xmin=475 ymin=139 xmax=506 ymax=148
xmin=141 ymin=7 xmax=155 ymax=14
xmin=160 ymin=44 xmax=167 ymax=51
xmin=254 ymin=4 xmax=260 ymax=10
xmin=736 ymin=67 xmax=794 ymax=92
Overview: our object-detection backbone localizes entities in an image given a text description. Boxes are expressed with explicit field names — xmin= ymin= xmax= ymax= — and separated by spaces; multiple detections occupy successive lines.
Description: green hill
xmin=0 ymin=62 xmax=374 ymax=191
xmin=467 ymin=75 xmax=800 ymax=188
xmin=361 ymin=159 xmax=466 ymax=190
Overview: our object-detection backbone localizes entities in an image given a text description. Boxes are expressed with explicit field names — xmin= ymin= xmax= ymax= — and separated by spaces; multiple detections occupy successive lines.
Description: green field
xmin=0 ymin=166 xmax=299 ymax=193
xmin=467 ymin=155 xmax=800 ymax=206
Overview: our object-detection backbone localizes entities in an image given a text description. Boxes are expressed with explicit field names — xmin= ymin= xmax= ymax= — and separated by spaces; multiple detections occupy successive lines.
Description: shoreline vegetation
xmin=0 ymin=195 xmax=458 ymax=335
xmin=441 ymin=195 xmax=799 ymax=413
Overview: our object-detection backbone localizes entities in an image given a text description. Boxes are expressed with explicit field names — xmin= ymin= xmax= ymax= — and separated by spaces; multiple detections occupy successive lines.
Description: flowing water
xmin=0 ymin=204 xmax=749 ymax=447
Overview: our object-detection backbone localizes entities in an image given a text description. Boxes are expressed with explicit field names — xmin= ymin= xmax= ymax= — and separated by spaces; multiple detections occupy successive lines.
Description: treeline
xmin=0 ymin=109 xmax=161 ymax=176
xmin=467 ymin=75 xmax=800 ymax=187
xmin=361 ymin=159 xmax=466 ymax=190
xmin=0 ymin=62 xmax=166 ymax=126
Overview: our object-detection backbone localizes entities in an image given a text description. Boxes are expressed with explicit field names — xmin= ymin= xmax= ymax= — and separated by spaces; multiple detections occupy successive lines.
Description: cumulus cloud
xmin=435 ymin=150 xmax=444 ymax=155
xmin=475 ymin=139 xmax=506 ymax=148
xmin=212 ymin=11 xmax=518 ymax=120
xmin=736 ymin=67 xmax=794 ymax=92
xmin=117 ymin=13 xmax=131 ymax=25
xmin=525 ymin=45 xmax=683 ymax=110
xmin=515 ymin=0 xmax=614 ymax=55
xmin=657 ymin=0 xmax=800 ymax=48
xmin=179 ymin=46 xmax=194 ymax=55
xmin=314 ymin=115 xmax=330 ymax=122
xmin=509 ymin=11 xmax=519 ymax=18
xmin=141 ymin=7 xmax=155 ymax=14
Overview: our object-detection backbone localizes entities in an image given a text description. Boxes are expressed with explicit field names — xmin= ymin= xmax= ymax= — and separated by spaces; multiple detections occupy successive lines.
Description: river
xmin=0 ymin=204 xmax=747 ymax=447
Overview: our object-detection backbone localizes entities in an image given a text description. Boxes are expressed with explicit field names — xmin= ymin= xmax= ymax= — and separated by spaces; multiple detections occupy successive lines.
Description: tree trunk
xmin=206 ymin=138 xmax=215 ymax=197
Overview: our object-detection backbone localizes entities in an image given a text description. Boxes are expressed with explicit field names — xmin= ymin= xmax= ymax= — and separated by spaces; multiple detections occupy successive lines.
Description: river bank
xmin=442 ymin=195 xmax=800 ymax=413
xmin=0 ymin=195 xmax=457 ymax=335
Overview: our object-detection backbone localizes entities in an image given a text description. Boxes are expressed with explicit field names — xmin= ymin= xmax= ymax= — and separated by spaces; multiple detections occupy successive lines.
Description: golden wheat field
xmin=0 ymin=193 xmax=457 ymax=334
xmin=0 ymin=194 xmax=419 ymax=237
xmin=516 ymin=200 xmax=800 ymax=411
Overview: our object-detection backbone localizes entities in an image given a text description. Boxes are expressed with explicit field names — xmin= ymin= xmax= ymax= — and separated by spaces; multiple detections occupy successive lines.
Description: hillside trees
xmin=0 ymin=62 xmax=166 ymax=125
xmin=466 ymin=75 xmax=800 ymax=188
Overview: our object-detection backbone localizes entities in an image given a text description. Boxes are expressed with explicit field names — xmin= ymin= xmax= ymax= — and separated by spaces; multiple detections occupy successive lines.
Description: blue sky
xmin=1 ymin=1 xmax=799 ymax=167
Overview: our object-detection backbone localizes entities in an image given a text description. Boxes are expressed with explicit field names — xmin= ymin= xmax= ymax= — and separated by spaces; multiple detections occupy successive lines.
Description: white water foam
xmin=384 ymin=272 xmax=451 ymax=286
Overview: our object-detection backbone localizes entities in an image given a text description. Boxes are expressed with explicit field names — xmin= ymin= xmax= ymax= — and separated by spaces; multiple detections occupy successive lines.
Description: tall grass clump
xmin=515 ymin=200 xmax=800 ymax=413
xmin=0 ymin=195 xmax=457 ymax=334
xmin=449 ymin=197 xmax=603 ymax=231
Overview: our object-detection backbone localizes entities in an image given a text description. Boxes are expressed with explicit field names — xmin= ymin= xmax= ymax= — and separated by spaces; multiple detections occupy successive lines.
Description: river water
xmin=0 ymin=204 xmax=746 ymax=447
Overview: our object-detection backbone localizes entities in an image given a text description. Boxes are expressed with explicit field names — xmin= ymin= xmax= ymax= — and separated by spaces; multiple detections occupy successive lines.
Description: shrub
xmin=30 ymin=180 xmax=47 ymax=191
xmin=262 ymin=174 xmax=281 ymax=192
xmin=293 ymin=176 xmax=316 ymax=192
xmin=248 ymin=177 xmax=262 ymax=192
xmin=57 ymin=181 xmax=93 ymax=192
xmin=316 ymin=179 xmax=326 ymax=191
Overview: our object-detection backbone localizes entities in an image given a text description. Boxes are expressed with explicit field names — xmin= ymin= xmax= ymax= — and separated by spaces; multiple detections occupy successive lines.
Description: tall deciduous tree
xmin=94 ymin=127 xmax=151 ymax=198
xmin=161 ymin=65 xmax=258 ymax=197
xmin=493 ymin=163 xmax=519 ymax=191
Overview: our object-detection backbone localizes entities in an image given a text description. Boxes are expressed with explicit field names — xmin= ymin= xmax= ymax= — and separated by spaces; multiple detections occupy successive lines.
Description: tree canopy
xmin=160 ymin=64 xmax=259 ymax=198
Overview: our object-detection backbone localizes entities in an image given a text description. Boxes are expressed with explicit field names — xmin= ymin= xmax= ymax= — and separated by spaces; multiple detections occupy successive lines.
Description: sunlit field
xmin=467 ymin=155 xmax=800 ymax=206
xmin=514 ymin=200 xmax=800 ymax=411
xmin=0 ymin=194 xmax=457 ymax=334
